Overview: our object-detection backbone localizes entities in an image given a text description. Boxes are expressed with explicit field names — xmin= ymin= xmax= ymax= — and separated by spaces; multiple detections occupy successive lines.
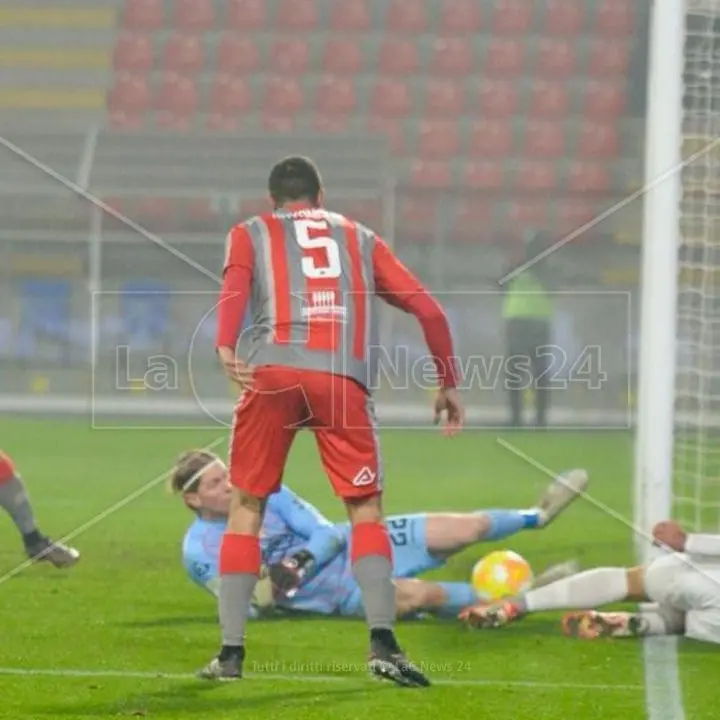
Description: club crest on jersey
xmin=301 ymin=290 xmax=347 ymax=321
xmin=351 ymin=466 xmax=376 ymax=487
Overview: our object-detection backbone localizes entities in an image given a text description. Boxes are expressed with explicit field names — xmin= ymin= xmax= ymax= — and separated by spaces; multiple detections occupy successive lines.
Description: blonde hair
xmin=168 ymin=449 xmax=220 ymax=495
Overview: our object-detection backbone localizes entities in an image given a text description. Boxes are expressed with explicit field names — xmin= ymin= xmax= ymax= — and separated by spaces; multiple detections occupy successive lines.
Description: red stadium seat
xmin=162 ymin=33 xmax=204 ymax=74
xmin=370 ymin=78 xmax=411 ymax=118
xmin=452 ymin=198 xmax=493 ymax=239
xmin=175 ymin=0 xmax=214 ymax=30
xmin=155 ymin=74 xmax=198 ymax=129
xmin=315 ymin=75 xmax=356 ymax=117
xmin=261 ymin=114 xmax=295 ymax=133
xmin=507 ymin=200 xmax=549 ymax=227
xmin=439 ymin=0 xmax=483 ymax=34
xmin=276 ymin=0 xmax=318 ymax=31
xmin=468 ymin=120 xmax=513 ymax=157
xmin=578 ymin=122 xmax=620 ymax=157
xmin=312 ymin=114 xmax=352 ymax=134
xmin=430 ymin=37 xmax=474 ymax=76
xmin=386 ymin=0 xmax=428 ymax=32
xmin=536 ymin=39 xmax=576 ymax=77
xmin=596 ymin=0 xmax=635 ymax=35
xmin=417 ymin=121 xmax=460 ymax=160
xmin=524 ymin=121 xmax=566 ymax=157
xmin=587 ymin=39 xmax=631 ymax=76
xmin=544 ymin=0 xmax=585 ymax=34
xmin=516 ymin=161 xmax=558 ymax=192
xmin=263 ymin=76 xmax=304 ymax=115
xmin=378 ymin=38 xmax=420 ymax=75
xmin=484 ymin=39 xmax=526 ymax=76
xmin=584 ymin=81 xmax=627 ymax=119
xmin=476 ymin=80 xmax=520 ymax=118
xmin=322 ymin=38 xmax=363 ymax=74
xmin=123 ymin=0 xmax=164 ymax=30
xmin=226 ymin=0 xmax=266 ymax=30
xmin=492 ymin=0 xmax=535 ymax=35
xmin=409 ymin=160 xmax=452 ymax=189
xmin=185 ymin=199 xmax=216 ymax=230
xmin=241 ymin=198 xmax=270 ymax=217
xmin=113 ymin=33 xmax=154 ymax=72
xmin=206 ymin=113 xmax=239 ymax=131
xmin=463 ymin=160 xmax=505 ymax=190
xmin=330 ymin=0 xmax=370 ymax=31
xmin=398 ymin=194 xmax=437 ymax=235
xmin=209 ymin=75 xmax=252 ymax=116
xmin=136 ymin=197 xmax=176 ymax=231
xmin=529 ymin=81 xmax=569 ymax=118
xmin=270 ymin=38 xmax=311 ymax=75
xmin=366 ymin=117 xmax=405 ymax=154
xmin=217 ymin=34 xmax=259 ymax=74
xmin=568 ymin=161 xmax=611 ymax=193
xmin=557 ymin=199 xmax=598 ymax=233
xmin=424 ymin=79 xmax=465 ymax=119
xmin=108 ymin=72 xmax=150 ymax=114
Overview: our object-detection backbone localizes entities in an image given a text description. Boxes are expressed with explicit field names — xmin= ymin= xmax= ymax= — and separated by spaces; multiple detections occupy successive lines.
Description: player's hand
xmin=433 ymin=387 xmax=465 ymax=436
xmin=652 ymin=520 xmax=687 ymax=552
xmin=217 ymin=346 xmax=254 ymax=390
xmin=268 ymin=550 xmax=315 ymax=599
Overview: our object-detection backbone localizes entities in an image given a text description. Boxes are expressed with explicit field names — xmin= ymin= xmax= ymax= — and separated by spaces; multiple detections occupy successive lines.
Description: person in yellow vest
xmin=501 ymin=231 xmax=556 ymax=428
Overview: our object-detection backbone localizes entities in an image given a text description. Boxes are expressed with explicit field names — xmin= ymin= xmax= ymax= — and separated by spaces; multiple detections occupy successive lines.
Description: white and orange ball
xmin=471 ymin=550 xmax=533 ymax=601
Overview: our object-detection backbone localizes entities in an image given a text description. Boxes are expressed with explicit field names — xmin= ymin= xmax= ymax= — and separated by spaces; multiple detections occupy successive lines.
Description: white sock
xmin=524 ymin=567 xmax=629 ymax=612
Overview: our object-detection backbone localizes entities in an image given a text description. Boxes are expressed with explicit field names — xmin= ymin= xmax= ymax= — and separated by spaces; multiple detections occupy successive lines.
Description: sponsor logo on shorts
xmin=351 ymin=466 xmax=376 ymax=487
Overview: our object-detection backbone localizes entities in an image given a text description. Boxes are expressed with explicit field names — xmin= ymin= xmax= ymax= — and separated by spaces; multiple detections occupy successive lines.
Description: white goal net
xmin=673 ymin=0 xmax=720 ymax=532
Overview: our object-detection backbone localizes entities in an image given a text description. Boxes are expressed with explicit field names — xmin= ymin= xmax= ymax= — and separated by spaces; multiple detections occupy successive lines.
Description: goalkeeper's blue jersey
xmin=182 ymin=486 xmax=354 ymax=615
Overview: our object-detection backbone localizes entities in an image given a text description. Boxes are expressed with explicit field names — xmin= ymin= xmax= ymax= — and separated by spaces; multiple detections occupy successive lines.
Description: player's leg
xmin=0 ymin=450 xmax=79 ymax=568
xmin=311 ymin=374 xmax=428 ymax=688
xmin=460 ymin=565 xmax=645 ymax=629
xmin=199 ymin=368 xmax=304 ymax=681
xmin=562 ymin=603 xmax=685 ymax=640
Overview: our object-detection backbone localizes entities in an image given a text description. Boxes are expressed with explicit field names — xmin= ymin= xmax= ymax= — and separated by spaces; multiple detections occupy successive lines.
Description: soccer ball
xmin=471 ymin=550 xmax=533 ymax=601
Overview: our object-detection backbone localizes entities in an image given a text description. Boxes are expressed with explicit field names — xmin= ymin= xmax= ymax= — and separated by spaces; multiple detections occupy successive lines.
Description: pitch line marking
xmin=0 ymin=666 xmax=642 ymax=691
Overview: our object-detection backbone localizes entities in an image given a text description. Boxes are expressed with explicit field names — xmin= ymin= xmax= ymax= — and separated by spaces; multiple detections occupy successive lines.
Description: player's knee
xmin=344 ymin=492 xmax=383 ymax=526
xmin=395 ymin=579 xmax=437 ymax=617
xmin=626 ymin=566 xmax=647 ymax=600
xmin=644 ymin=554 xmax=687 ymax=604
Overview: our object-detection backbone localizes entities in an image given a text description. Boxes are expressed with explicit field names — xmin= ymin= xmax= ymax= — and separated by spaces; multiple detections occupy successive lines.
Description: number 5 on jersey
xmin=295 ymin=219 xmax=342 ymax=280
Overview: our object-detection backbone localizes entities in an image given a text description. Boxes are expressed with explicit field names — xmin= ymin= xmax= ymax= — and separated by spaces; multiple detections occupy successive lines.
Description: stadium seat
xmin=208 ymin=75 xmax=252 ymax=118
xmin=438 ymin=0 xmax=483 ymax=34
xmin=524 ymin=121 xmax=566 ymax=157
xmin=261 ymin=113 xmax=295 ymax=135
xmin=424 ymin=78 xmax=466 ymax=119
xmin=468 ymin=120 xmax=513 ymax=157
xmin=155 ymin=74 xmax=198 ymax=130
xmin=584 ymin=81 xmax=627 ymax=119
xmin=263 ymin=76 xmax=304 ymax=115
xmin=430 ymin=37 xmax=474 ymax=76
xmin=162 ymin=33 xmax=204 ymax=75
xmin=370 ymin=78 xmax=411 ymax=118
xmin=544 ymin=0 xmax=586 ymax=34
xmin=477 ymin=79 xmax=520 ymax=117
xmin=270 ymin=38 xmax=311 ymax=75
xmin=315 ymin=75 xmax=356 ymax=117
xmin=409 ymin=160 xmax=452 ymax=189
xmin=568 ymin=161 xmax=611 ymax=193
xmin=386 ymin=0 xmax=428 ymax=32
xmin=507 ymin=200 xmax=549 ymax=228
xmin=463 ymin=160 xmax=505 ymax=190
xmin=17 ymin=279 xmax=72 ymax=361
xmin=452 ymin=197 xmax=493 ymax=237
xmin=536 ymin=39 xmax=576 ymax=76
xmin=417 ymin=121 xmax=460 ymax=160
xmin=322 ymin=38 xmax=363 ymax=74
xmin=174 ymin=0 xmax=214 ymax=31
xmin=276 ymin=0 xmax=318 ymax=30
xmin=366 ymin=117 xmax=405 ymax=154
xmin=312 ymin=114 xmax=352 ymax=134
xmin=108 ymin=73 xmax=150 ymax=127
xmin=217 ymin=34 xmax=259 ymax=74
xmin=557 ymin=199 xmax=598 ymax=232
xmin=120 ymin=281 xmax=171 ymax=352
xmin=333 ymin=199 xmax=383 ymax=228
xmin=398 ymin=193 xmax=437 ymax=235
xmin=136 ymin=197 xmax=176 ymax=232
xmin=529 ymin=81 xmax=569 ymax=118
xmin=577 ymin=122 xmax=620 ymax=157
xmin=226 ymin=0 xmax=266 ymax=30
xmin=491 ymin=0 xmax=535 ymax=35
xmin=516 ymin=161 xmax=558 ymax=192
xmin=484 ymin=39 xmax=526 ymax=76
xmin=123 ymin=0 xmax=164 ymax=30
xmin=206 ymin=113 xmax=240 ymax=131
xmin=113 ymin=33 xmax=154 ymax=72
xmin=587 ymin=39 xmax=631 ymax=76
xmin=330 ymin=1 xmax=371 ymax=31
xmin=378 ymin=38 xmax=420 ymax=75
xmin=596 ymin=0 xmax=635 ymax=35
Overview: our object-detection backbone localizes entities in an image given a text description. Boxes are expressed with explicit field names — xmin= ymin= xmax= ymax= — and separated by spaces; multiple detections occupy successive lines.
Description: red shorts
xmin=228 ymin=366 xmax=382 ymax=499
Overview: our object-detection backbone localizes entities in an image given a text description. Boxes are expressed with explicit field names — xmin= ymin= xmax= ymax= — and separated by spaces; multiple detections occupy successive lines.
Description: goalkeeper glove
xmin=268 ymin=550 xmax=315 ymax=599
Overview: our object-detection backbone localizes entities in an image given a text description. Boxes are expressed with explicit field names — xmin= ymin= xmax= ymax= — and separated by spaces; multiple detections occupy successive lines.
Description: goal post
xmin=634 ymin=0 xmax=685 ymax=562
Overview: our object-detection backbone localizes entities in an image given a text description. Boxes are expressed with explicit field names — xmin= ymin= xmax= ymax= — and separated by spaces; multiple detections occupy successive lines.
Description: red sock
xmin=350 ymin=522 xmax=392 ymax=564
xmin=0 ymin=452 xmax=16 ymax=485
xmin=219 ymin=533 xmax=261 ymax=575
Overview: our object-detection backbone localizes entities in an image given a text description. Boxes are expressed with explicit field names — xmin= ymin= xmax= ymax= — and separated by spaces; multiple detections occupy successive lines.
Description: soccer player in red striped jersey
xmin=202 ymin=157 xmax=463 ymax=687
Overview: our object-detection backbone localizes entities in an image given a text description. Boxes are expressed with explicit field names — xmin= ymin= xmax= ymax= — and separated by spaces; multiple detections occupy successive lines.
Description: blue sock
xmin=436 ymin=582 xmax=479 ymax=615
xmin=483 ymin=509 xmax=542 ymax=541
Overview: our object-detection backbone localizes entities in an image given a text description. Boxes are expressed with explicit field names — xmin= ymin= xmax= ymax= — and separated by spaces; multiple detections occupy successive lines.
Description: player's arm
xmin=372 ymin=236 xmax=464 ymax=430
xmin=215 ymin=224 xmax=255 ymax=388
xmin=652 ymin=520 xmax=720 ymax=558
xmin=267 ymin=487 xmax=347 ymax=596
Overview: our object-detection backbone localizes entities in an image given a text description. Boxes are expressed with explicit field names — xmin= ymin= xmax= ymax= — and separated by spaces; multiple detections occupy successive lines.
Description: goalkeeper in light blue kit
xmin=171 ymin=449 xmax=587 ymax=618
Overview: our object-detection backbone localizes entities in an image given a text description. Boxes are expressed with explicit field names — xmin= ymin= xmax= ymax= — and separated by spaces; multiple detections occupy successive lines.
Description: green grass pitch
xmin=0 ymin=417 xmax=717 ymax=719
